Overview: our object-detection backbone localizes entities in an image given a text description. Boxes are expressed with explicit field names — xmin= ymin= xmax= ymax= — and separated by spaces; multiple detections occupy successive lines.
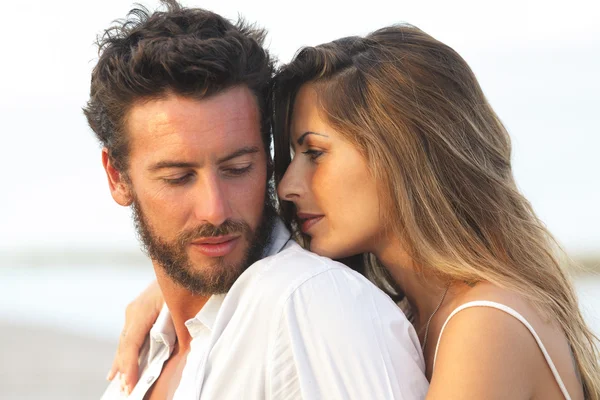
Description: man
xmin=85 ymin=1 xmax=428 ymax=399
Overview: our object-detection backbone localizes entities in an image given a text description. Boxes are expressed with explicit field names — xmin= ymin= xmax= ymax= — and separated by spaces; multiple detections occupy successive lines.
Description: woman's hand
xmin=107 ymin=280 xmax=164 ymax=395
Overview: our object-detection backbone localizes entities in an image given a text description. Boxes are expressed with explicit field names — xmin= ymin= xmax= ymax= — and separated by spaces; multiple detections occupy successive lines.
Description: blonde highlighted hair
xmin=272 ymin=25 xmax=600 ymax=397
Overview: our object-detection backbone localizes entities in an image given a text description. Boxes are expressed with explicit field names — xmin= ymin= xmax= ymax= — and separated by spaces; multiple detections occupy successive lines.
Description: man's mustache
xmin=176 ymin=219 xmax=251 ymax=247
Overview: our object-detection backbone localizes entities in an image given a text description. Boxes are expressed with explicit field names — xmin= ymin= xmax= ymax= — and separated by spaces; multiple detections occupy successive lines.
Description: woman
xmin=109 ymin=25 xmax=600 ymax=398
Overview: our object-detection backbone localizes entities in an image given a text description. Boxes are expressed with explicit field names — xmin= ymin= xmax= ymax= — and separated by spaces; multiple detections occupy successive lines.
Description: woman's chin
xmin=308 ymin=240 xmax=335 ymax=258
xmin=310 ymin=240 xmax=358 ymax=261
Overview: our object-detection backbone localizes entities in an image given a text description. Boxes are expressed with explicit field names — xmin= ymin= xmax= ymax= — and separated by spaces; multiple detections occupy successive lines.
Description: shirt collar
xmin=148 ymin=303 xmax=177 ymax=361
xmin=184 ymin=294 xmax=225 ymax=338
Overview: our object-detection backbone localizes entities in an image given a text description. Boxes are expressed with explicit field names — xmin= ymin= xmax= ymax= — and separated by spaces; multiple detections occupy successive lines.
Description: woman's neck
xmin=373 ymin=238 xmax=452 ymax=331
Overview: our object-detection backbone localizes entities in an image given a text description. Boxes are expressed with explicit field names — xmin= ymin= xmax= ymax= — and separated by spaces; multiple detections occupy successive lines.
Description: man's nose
xmin=194 ymin=172 xmax=232 ymax=227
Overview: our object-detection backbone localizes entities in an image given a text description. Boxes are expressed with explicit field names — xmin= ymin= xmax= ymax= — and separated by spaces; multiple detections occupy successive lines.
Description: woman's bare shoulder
xmin=427 ymin=282 xmax=582 ymax=400
xmin=428 ymin=288 xmax=541 ymax=399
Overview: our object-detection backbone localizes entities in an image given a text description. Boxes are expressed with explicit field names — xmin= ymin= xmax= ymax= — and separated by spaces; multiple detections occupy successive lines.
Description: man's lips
xmin=190 ymin=235 xmax=240 ymax=257
xmin=297 ymin=213 xmax=324 ymax=233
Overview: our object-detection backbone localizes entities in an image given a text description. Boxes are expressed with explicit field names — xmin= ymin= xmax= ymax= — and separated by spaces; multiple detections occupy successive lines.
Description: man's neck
xmin=153 ymin=264 xmax=211 ymax=351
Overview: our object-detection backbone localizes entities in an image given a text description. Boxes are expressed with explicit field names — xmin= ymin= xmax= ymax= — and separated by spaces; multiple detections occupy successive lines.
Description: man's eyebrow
xmin=217 ymin=146 xmax=260 ymax=163
xmin=148 ymin=161 xmax=200 ymax=171
xmin=296 ymin=131 xmax=328 ymax=146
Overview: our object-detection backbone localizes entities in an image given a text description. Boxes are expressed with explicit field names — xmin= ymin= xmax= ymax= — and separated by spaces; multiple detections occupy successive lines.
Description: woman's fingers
xmin=106 ymin=352 xmax=118 ymax=381
xmin=117 ymin=324 xmax=143 ymax=394
xmin=110 ymin=280 xmax=164 ymax=393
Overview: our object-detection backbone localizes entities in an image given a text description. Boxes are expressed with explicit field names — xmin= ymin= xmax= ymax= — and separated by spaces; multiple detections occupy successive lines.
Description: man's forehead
xmin=125 ymin=88 xmax=262 ymax=160
xmin=127 ymin=88 xmax=259 ymax=131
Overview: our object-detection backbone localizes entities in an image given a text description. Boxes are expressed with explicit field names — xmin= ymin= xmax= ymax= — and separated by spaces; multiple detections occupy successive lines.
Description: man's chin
xmin=165 ymin=260 xmax=242 ymax=296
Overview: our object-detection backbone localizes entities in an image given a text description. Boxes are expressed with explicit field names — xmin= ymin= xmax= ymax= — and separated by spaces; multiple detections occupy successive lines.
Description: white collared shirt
xmin=101 ymin=220 xmax=428 ymax=399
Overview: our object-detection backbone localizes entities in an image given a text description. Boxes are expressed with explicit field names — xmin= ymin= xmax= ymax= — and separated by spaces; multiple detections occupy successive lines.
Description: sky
xmin=0 ymin=0 xmax=598 ymax=256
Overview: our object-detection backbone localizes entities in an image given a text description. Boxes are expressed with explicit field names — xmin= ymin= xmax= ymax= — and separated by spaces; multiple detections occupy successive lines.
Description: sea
xmin=1 ymin=264 xmax=598 ymax=341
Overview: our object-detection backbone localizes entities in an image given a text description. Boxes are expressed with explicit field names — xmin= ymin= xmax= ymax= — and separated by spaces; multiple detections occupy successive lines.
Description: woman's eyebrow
xmin=297 ymin=131 xmax=328 ymax=146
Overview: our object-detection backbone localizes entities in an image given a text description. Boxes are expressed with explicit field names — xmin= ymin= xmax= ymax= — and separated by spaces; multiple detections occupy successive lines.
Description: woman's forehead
xmin=290 ymin=84 xmax=328 ymax=137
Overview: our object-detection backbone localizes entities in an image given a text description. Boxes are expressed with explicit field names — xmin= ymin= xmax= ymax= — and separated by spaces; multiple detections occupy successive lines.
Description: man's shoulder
xmin=252 ymin=242 xmax=358 ymax=290
xmin=264 ymin=241 xmax=345 ymax=274
xmin=238 ymin=242 xmax=396 ymax=314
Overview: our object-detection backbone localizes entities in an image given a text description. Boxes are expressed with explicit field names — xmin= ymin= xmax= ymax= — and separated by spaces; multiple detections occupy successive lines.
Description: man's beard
xmin=131 ymin=194 xmax=277 ymax=296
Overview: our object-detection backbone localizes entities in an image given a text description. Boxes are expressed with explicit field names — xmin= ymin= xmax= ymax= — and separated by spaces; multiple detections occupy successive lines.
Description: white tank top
xmin=433 ymin=300 xmax=572 ymax=400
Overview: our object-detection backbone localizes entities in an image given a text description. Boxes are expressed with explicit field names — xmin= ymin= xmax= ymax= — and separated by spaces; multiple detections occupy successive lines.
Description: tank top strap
xmin=432 ymin=300 xmax=571 ymax=400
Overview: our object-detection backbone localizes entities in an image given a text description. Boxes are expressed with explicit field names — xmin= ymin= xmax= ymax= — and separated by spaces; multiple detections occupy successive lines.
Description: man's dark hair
xmin=83 ymin=0 xmax=274 ymax=174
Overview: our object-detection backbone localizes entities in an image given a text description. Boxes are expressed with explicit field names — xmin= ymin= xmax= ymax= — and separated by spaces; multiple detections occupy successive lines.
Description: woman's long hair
xmin=272 ymin=25 xmax=600 ymax=397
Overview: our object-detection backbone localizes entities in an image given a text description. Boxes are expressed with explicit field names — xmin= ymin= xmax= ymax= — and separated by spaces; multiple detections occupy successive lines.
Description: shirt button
xmin=146 ymin=376 xmax=155 ymax=384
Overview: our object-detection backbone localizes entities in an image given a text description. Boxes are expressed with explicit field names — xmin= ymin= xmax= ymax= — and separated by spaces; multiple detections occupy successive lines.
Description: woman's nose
xmin=277 ymin=161 xmax=304 ymax=201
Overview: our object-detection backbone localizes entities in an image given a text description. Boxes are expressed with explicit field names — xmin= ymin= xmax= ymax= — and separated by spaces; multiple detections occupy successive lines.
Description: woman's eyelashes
xmin=302 ymin=148 xmax=324 ymax=161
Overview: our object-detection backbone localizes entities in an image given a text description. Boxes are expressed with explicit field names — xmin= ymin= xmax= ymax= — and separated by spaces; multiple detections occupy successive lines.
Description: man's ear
xmin=102 ymin=148 xmax=133 ymax=206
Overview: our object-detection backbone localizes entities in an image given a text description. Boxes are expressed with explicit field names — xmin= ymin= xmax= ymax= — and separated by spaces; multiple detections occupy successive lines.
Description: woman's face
xmin=277 ymin=83 xmax=383 ymax=259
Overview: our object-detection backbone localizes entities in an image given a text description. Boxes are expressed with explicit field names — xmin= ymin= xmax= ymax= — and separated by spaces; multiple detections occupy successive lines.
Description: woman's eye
xmin=302 ymin=149 xmax=323 ymax=161
xmin=163 ymin=174 xmax=193 ymax=185
xmin=223 ymin=164 xmax=253 ymax=177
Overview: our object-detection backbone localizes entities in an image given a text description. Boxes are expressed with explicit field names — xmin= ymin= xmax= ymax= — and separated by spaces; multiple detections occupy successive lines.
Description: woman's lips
xmin=298 ymin=213 xmax=324 ymax=233
xmin=190 ymin=235 xmax=240 ymax=257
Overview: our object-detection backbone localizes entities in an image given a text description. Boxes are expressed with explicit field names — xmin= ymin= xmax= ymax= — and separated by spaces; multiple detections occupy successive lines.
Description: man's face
xmin=111 ymin=86 xmax=274 ymax=295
